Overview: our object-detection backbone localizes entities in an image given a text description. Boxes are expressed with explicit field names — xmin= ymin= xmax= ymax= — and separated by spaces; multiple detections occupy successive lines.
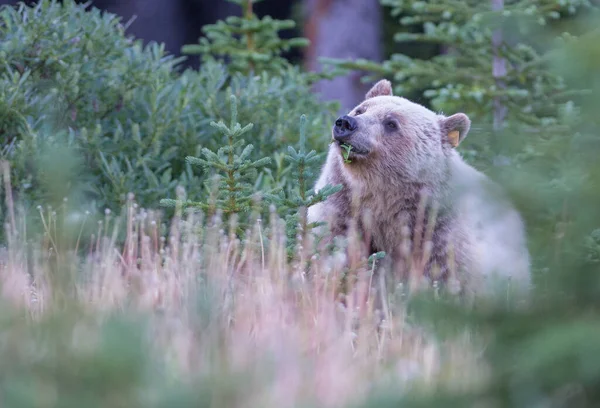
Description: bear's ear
xmin=365 ymin=79 xmax=393 ymax=99
xmin=440 ymin=113 xmax=471 ymax=148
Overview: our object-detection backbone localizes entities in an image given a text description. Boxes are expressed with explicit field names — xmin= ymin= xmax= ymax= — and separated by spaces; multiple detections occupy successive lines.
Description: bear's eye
xmin=354 ymin=107 xmax=365 ymax=115
xmin=385 ymin=120 xmax=398 ymax=130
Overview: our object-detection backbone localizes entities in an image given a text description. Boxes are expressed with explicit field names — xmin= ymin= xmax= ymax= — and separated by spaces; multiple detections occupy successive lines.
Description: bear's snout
xmin=333 ymin=115 xmax=358 ymax=141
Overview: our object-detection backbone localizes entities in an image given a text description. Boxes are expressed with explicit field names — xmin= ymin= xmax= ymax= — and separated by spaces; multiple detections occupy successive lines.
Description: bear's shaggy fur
xmin=307 ymin=79 xmax=531 ymax=298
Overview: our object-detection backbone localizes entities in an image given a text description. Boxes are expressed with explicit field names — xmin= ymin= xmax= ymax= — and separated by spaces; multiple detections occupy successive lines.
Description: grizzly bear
xmin=307 ymin=79 xmax=531 ymax=299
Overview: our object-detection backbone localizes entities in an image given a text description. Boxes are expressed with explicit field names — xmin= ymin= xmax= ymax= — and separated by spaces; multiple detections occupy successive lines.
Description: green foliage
xmin=0 ymin=0 xmax=337 ymax=242
xmin=182 ymin=0 xmax=310 ymax=76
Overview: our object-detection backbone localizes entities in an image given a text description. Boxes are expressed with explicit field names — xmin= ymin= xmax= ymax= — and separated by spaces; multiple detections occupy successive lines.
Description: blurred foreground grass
xmin=0 ymin=172 xmax=487 ymax=408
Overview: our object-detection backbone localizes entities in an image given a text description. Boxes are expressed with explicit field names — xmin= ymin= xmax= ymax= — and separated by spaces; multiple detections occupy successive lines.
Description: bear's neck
xmin=351 ymin=178 xmax=455 ymax=232
xmin=345 ymin=166 xmax=454 ymax=216
xmin=346 ymin=172 xmax=463 ymax=282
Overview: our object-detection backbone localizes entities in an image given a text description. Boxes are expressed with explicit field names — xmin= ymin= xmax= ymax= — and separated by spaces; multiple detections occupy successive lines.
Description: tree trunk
xmin=492 ymin=0 xmax=507 ymax=132
xmin=304 ymin=0 xmax=383 ymax=113
xmin=102 ymin=0 xmax=188 ymax=57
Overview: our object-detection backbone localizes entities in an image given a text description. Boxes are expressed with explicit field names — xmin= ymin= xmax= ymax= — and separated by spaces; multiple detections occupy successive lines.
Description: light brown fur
xmin=308 ymin=80 xmax=531 ymax=299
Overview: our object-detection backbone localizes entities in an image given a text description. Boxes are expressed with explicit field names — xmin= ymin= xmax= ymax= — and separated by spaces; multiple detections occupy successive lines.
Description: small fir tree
xmin=160 ymin=93 xmax=271 ymax=227
xmin=268 ymin=114 xmax=342 ymax=256
xmin=182 ymin=0 xmax=309 ymax=75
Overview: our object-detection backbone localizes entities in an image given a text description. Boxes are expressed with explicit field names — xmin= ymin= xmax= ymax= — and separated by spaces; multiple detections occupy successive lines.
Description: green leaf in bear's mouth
xmin=340 ymin=143 xmax=353 ymax=163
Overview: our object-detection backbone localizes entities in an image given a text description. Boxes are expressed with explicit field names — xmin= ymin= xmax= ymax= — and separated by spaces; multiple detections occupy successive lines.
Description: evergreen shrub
xmin=0 ymin=0 xmax=338 ymax=242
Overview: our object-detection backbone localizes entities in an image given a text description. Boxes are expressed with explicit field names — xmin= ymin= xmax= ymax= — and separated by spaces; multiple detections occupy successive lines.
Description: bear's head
xmin=331 ymin=79 xmax=471 ymax=186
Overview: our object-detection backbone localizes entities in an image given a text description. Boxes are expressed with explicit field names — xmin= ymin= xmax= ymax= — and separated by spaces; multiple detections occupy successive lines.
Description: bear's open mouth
xmin=336 ymin=140 xmax=369 ymax=158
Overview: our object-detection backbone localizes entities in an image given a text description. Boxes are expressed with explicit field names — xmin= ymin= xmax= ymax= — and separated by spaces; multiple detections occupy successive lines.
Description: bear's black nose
xmin=333 ymin=115 xmax=357 ymax=140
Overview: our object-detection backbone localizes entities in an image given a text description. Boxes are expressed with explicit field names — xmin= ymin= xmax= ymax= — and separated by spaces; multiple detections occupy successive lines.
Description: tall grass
xmin=0 ymin=161 xmax=485 ymax=407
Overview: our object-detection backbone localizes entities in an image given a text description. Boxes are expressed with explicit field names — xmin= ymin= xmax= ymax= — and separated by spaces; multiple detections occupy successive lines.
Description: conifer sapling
xmin=160 ymin=93 xmax=271 ymax=228
xmin=269 ymin=114 xmax=342 ymax=255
